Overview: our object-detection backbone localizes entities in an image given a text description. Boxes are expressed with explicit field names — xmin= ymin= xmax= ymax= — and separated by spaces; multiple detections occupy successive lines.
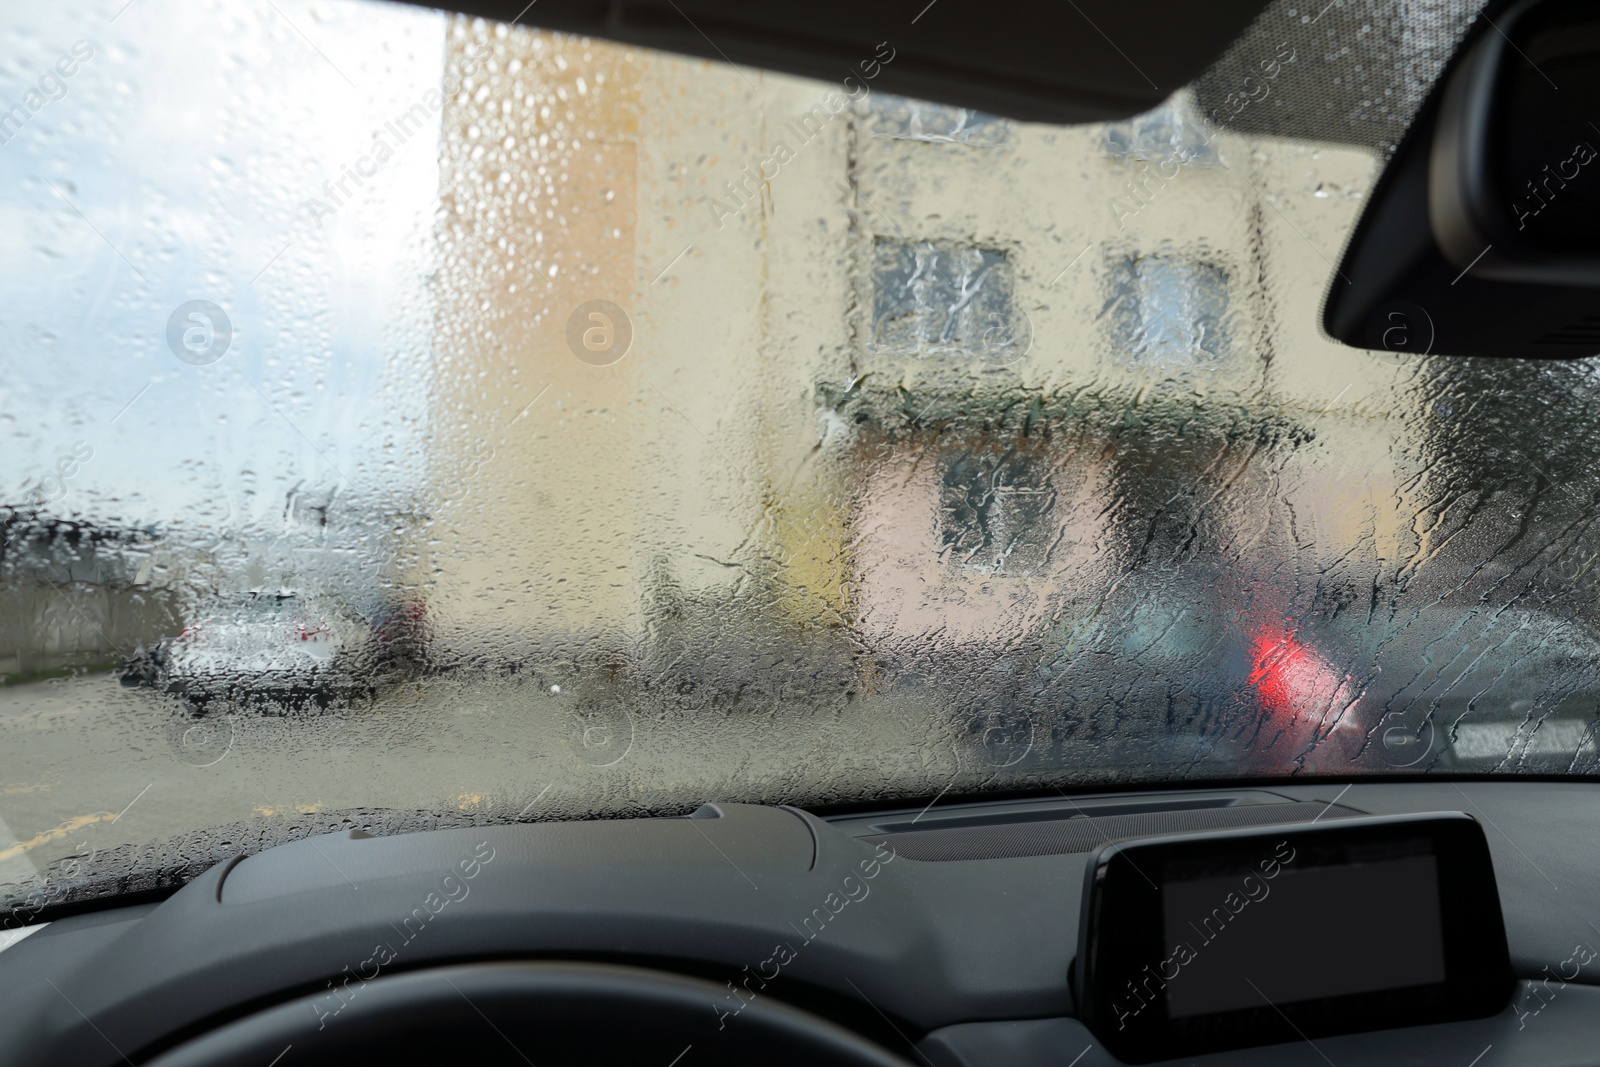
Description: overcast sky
xmin=0 ymin=0 xmax=445 ymax=536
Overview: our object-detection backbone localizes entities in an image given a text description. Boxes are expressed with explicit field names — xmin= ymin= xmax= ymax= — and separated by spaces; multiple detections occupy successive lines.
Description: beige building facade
xmin=419 ymin=22 xmax=1400 ymax=696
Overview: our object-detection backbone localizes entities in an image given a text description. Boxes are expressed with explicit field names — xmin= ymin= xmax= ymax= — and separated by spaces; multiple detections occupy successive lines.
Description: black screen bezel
xmin=1075 ymin=812 xmax=1513 ymax=1063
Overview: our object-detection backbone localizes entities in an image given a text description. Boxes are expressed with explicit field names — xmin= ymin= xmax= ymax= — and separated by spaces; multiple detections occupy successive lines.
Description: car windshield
xmin=3 ymin=0 xmax=1596 ymax=913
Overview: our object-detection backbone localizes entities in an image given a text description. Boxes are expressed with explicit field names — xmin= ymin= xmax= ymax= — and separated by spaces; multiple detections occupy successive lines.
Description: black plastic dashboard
xmin=3 ymin=780 xmax=1598 ymax=1066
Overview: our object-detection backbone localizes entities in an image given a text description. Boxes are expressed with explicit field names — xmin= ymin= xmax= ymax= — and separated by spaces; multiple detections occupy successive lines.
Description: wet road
xmin=0 ymin=668 xmax=951 ymax=900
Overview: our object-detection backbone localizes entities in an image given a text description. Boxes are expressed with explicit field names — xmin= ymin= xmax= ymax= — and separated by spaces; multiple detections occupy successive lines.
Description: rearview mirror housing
xmin=1323 ymin=0 xmax=1600 ymax=359
xmin=1430 ymin=0 xmax=1600 ymax=286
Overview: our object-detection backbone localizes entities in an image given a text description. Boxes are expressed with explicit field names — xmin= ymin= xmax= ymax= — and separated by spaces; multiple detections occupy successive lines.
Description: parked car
xmin=121 ymin=591 xmax=391 ymax=714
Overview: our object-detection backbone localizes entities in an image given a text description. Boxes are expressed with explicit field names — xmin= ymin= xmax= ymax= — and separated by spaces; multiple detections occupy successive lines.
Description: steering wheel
xmin=145 ymin=961 xmax=919 ymax=1066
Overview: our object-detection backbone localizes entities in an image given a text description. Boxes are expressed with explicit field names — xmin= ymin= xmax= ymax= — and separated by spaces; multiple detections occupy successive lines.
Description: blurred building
xmin=416 ymin=22 xmax=1402 ymax=712
xmin=0 ymin=510 xmax=177 ymax=681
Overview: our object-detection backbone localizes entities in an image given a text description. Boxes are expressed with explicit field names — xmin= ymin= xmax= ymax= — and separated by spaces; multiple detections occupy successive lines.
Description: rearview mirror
xmin=1323 ymin=0 xmax=1600 ymax=359
xmin=1430 ymin=0 xmax=1600 ymax=286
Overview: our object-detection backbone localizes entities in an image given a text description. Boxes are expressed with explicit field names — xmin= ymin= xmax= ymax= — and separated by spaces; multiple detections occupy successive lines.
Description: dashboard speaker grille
xmin=862 ymin=802 xmax=1362 ymax=862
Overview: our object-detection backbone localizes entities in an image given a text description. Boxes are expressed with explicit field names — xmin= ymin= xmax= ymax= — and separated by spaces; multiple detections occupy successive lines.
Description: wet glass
xmin=2 ymin=0 xmax=1597 ymax=914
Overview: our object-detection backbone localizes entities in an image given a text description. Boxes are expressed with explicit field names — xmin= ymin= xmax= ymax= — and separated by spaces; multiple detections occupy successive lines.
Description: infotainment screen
xmin=1076 ymin=812 xmax=1512 ymax=1062
xmin=1161 ymin=842 xmax=1447 ymax=1017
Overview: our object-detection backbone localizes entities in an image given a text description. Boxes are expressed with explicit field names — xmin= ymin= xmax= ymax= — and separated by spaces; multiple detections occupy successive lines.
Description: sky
xmin=0 ymin=0 xmax=446 ymax=538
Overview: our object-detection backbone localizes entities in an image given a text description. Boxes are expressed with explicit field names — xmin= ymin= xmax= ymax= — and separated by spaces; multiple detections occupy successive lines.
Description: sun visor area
xmin=391 ymin=0 xmax=1273 ymax=124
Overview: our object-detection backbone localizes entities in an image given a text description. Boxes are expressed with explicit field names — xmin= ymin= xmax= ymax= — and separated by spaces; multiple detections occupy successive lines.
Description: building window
xmin=1101 ymin=255 xmax=1232 ymax=365
xmin=1103 ymin=99 xmax=1217 ymax=167
xmin=871 ymin=238 xmax=1020 ymax=359
xmin=939 ymin=450 xmax=1056 ymax=576
xmin=869 ymin=94 xmax=1008 ymax=145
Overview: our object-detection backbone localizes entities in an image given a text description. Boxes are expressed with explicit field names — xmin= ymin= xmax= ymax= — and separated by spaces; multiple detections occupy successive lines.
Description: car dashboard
xmin=2 ymin=779 xmax=1597 ymax=1066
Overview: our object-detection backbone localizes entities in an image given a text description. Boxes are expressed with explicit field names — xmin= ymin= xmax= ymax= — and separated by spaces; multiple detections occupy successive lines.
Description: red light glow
xmin=1248 ymin=629 xmax=1346 ymax=718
